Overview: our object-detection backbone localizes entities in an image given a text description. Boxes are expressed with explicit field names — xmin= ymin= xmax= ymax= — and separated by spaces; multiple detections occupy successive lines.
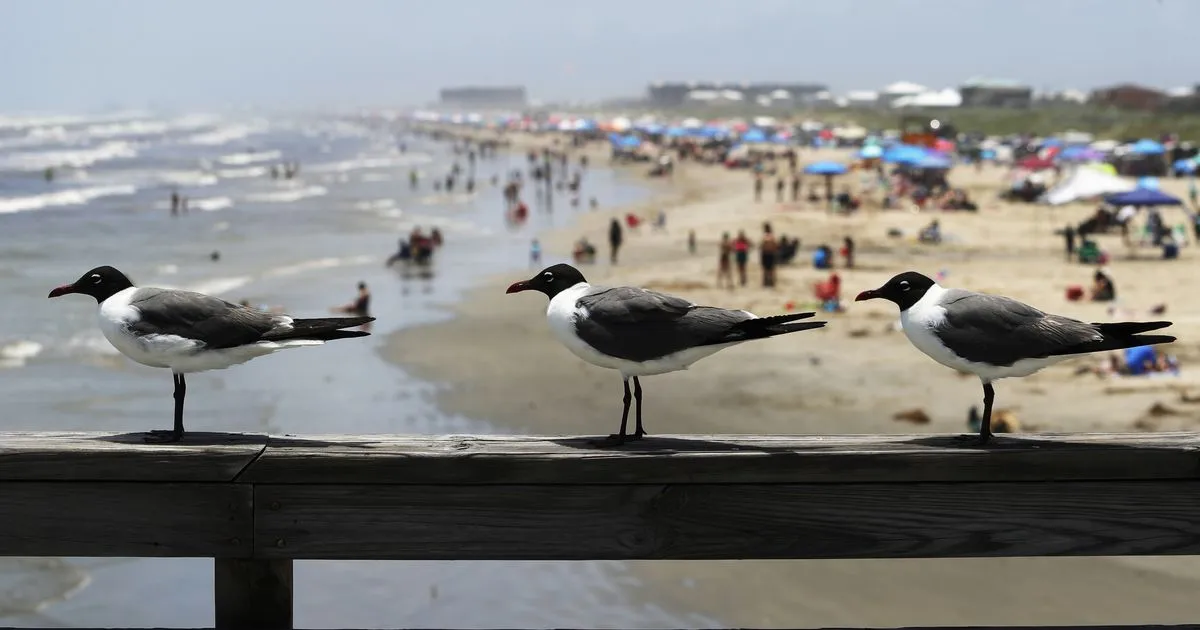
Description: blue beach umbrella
xmin=803 ymin=161 xmax=849 ymax=175
xmin=1129 ymin=139 xmax=1166 ymax=155
xmin=914 ymin=152 xmax=954 ymax=170
xmin=882 ymin=144 xmax=929 ymax=165
xmin=741 ymin=128 xmax=768 ymax=143
xmin=1105 ymin=188 xmax=1182 ymax=206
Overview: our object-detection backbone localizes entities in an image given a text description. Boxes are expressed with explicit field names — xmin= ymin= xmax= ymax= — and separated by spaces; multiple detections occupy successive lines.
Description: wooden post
xmin=214 ymin=558 xmax=293 ymax=630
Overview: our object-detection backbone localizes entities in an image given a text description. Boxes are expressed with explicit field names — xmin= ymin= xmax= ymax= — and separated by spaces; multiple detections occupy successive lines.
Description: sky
xmin=0 ymin=0 xmax=1196 ymax=112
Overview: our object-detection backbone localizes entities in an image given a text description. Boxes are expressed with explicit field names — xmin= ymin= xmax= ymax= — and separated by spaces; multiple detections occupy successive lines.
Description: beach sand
xmin=387 ymin=129 xmax=1200 ymax=627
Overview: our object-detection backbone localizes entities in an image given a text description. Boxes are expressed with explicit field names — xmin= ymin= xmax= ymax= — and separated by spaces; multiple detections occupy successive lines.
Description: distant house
xmin=957 ymin=77 xmax=1033 ymax=108
xmin=1089 ymin=84 xmax=1166 ymax=111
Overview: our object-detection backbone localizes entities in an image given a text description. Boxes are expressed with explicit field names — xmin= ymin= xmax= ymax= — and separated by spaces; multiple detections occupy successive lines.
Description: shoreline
xmin=382 ymin=130 xmax=1200 ymax=627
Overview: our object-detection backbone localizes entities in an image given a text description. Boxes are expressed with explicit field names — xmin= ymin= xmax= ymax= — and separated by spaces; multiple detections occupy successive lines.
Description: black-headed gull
xmin=507 ymin=263 xmax=827 ymax=446
xmin=855 ymin=271 xmax=1175 ymax=444
xmin=49 ymin=265 xmax=374 ymax=442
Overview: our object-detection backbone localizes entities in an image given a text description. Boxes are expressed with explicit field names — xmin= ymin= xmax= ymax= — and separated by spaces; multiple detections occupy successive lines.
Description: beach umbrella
xmin=1137 ymin=176 xmax=1160 ymax=190
xmin=1129 ymin=139 xmax=1166 ymax=155
xmin=804 ymin=161 xmax=848 ymax=175
xmin=1105 ymin=188 xmax=1182 ymax=206
xmin=1173 ymin=159 xmax=1197 ymax=173
xmin=665 ymin=126 xmax=688 ymax=138
xmin=741 ymin=128 xmax=768 ymax=143
xmin=882 ymin=144 xmax=928 ymax=165
xmin=914 ymin=153 xmax=954 ymax=170
xmin=1060 ymin=146 xmax=1104 ymax=162
xmin=858 ymin=145 xmax=883 ymax=159
xmin=618 ymin=135 xmax=641 ymax=148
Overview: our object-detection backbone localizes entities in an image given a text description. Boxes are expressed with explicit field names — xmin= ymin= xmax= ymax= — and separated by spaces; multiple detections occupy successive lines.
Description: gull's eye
xmin=543 ymin=272 xmax=553 ymax=281
xmin=91 ymin=274 xmax=102 ymax=284
xmin=899 ymin=280 xmax=910 ymax=291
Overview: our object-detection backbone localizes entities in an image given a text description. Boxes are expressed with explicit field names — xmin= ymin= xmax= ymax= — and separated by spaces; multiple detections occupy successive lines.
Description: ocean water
xmin=0 ymin=110 xmax=718 ymax=629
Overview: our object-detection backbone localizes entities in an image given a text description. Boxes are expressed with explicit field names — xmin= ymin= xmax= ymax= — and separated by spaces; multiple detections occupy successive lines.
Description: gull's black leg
xmin=145 ymin=373 xmax=186 ymax=443
xmin=954 ymin=379 xmax=996 ymax=446
xmin=631 ymin=377 xmax=646 ymax=439
xmin=978 ymin=382 xmax=995 ymax=445
xmin=592 ymin=377 xmax=632 ymax=448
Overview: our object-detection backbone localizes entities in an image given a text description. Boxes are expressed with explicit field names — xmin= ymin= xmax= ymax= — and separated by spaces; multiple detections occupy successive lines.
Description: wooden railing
xmin=0 ymin=431 xmax=1198 ymax=630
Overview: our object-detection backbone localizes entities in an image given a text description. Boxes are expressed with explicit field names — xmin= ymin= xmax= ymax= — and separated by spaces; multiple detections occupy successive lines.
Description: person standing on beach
xmin=687 ymin=229 xmax=696 ymax=255
xmin=608 ymin=218 xmax=624 ymax=264
xmin=733 ymin=230 xmax=752 ymax=286
xmin=760 ymin=223 xmax=778 ymax=288
xmin=842 ymin=235 xmax=856 ymax=269
xmin=791 ymin=173 xmax=801 ymax=202
xmin=717 ymin=232 xmax=734 ymax=289
xmin=170 ymin=190 xmax=180 ymax=216
xmin=1063 ymin=224 xmax=1076 ymax=261
xmin=530 ymin=239 xmax=542 ymax=266
xmin=754 ymin=174 xmax=763 ymax=202
xmin=775 ymin=177 xmax=785 ymax=203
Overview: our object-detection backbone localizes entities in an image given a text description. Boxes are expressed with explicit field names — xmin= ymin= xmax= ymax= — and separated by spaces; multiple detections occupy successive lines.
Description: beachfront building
xmin=646 ymin=81 xmax=826 ymax=108
xmin=439 ymin=86 xmax=528 ymax=109
xmin=958 ymin=77 xmax=1033 ymax=108
xmin=1089 ymin=83 xmax=1166 ymax=111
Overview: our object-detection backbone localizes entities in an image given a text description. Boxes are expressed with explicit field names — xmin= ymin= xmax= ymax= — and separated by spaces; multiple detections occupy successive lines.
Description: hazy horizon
xmin=1 ymin=0 xmax=1196 ymax=112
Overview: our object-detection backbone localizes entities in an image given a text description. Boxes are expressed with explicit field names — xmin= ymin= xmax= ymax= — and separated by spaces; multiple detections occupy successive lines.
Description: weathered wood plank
xmin=214 ymin=558 xmax=292 ymax=629
xmin=4 ymin=624 xmax=1195 ymax=628
xmin=0 ymin=432 xmax=266 ymax=482
xmin=240 ymin=433 xmax=1200 ymax=485
xmin=0 ymin=483 xmax=252 ymax=557
xmin=253 ymin=480 xmax=1200 ymax=560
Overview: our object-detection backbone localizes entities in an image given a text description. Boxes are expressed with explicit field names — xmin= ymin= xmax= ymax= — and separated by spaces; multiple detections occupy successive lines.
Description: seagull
xmin=506 ymin=263 xmax=827 ymax=446
xmin=49 ymin=266 xmax=375 ymax=443
xmin=855 ymin=271 xmax=1175 ymax=444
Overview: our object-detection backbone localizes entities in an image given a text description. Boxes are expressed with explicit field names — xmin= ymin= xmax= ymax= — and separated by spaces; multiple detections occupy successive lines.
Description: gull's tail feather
xmin=703 ymin=312 xmax=827 ymax=346
xmin=1094 ymin=320 xmax=1172 ymax=336
xmin=1051 ymin=320 xmax=1175 ymax=357
xmin=265 ymin=316 xmax=375 ymax=342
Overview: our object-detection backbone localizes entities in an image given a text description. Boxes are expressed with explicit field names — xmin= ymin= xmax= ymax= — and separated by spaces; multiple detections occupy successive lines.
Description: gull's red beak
xmin=48 ymin=284 xmax=77 ymax=298
xmin=505 ymin=281 xmax=529 ymax=294
xmin=854 ymin=289 xmax=879 ymax=302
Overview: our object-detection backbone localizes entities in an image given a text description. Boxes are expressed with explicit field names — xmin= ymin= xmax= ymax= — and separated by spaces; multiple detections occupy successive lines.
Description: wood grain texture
xmin=0 ymin=483 xmax=252 ymax=557
xmin=214 ymin=558 xmax=292 ymax=629
xmin=0 ymin=432 xmax=266 ymax=482
xmin=0 ymin=627 xmax=1194 ymax=630
xmin=240 ymin=432 xmax=1200 ymax=485
xmin=252 ymin=480 xmax=1200 ymax=560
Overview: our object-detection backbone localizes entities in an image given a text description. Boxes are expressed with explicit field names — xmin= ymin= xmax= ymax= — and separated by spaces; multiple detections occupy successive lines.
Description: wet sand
xmin=387 ymin=129 xmax=1200 ymax=627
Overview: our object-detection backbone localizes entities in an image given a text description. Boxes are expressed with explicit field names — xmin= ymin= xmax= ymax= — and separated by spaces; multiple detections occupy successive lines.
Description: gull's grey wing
xmin=127 ymin=288 xmax=286 ymax=349
xmin=574 ymin=287 xmax=753 ymax=362
xmin=935 ymin=289 xmax=1102 ymax=366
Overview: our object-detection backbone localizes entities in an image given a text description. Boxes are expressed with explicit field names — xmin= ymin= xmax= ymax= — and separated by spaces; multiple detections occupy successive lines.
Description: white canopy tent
xmin=1041 ymin=166 xmax=1135 ymax=205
